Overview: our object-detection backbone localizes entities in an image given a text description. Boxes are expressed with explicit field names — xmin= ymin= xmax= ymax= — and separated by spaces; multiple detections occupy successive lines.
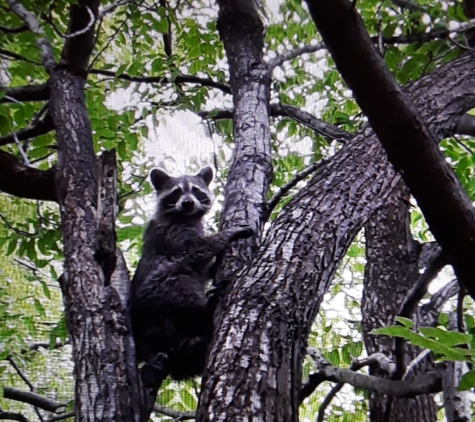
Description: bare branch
xmin=5 ymin=0 xmax=56 ymax=73
xmin=153 ymin=404 xmax=195 ymax=420
xmin=199 ymin=104 xmax=353 ymax=142
xmin=64 ymin=6 xmax=95 ymax=39
xmin=0 ymin=410 xmax=31 ymax=422
xmin=0 ymin=23 xmax=28 ymax=33
xmin=265 ymin=158 xmax=329 ymax=219
xmin=306 ymin=351 xmax=442 ymax=398
xmin=0 ymin=112 xmax=54 ymax=147
xmin=381 ymin=18 xmax=475 ymax=45
xmin=419 ymin=279 xmax=459 ymax=324
xmin=0 ymin=47 xmax=41 ymax=65
xmin=45 ymin=412 xmax=75 ymax=422
xmin=98 ymin=0 xmax=130 ymax=18
xmin=390 ymin=0 xmax=426 ymax=12
xmin=268 ymin=42 xmax=325 ymax=68
xmin=3 ymin=387 xmax=64 ymax=413
xmin=270 ymin=103 xmax=353 ymax=142
xmin=89 ymin=68 xmax=232 ymax=94
xmin=0 ymin=83 xmax=49 ymax=104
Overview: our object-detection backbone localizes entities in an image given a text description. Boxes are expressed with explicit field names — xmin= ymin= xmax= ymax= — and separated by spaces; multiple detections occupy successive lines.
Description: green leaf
xmin=458 ymin=369 xmax=475 ymax=391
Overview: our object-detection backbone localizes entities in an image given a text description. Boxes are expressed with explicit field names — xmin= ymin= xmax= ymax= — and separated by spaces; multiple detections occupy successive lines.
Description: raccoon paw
xmin=141 ymin=353 xmax=170 ymax=388
xmin=228 ymin=226 xmax=253 ymax=242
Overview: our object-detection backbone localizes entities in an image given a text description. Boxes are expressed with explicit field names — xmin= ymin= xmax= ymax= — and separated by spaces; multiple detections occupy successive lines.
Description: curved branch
xmin=0 ymin=23 xmax=28 ymax=33
xmin=0 ymin=149 xmax=57 ymax=201
xmin=89 ymin=68 xmax=232 ymax=94
xmin=3 ymin=387 xmax=64 ymax=412
xmin=0 ymin=410 xmax=31 ymax=422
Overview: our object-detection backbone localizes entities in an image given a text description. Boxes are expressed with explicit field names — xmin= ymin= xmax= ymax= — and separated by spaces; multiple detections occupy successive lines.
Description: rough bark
xmin=49 ymin=2 xmax=142 ymax=421
xmin=215 ymin=0 xmax=273 ymax=279
xmin=362 ymin=183 xmax=437 ymax=422
xmin=197 ymin=47 xmax=475 ymax=421
xmin=305 ymin=0 xmax=475 ymax=300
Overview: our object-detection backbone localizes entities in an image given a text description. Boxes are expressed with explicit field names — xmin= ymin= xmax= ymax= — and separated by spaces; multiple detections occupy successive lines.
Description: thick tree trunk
xmin=197 ymin=49 xmax=475 ymax=420
xmin=305 ymin=0 xmax=475 ymax=299
xmin=362 ymin=183 xmax=437 ymax=422
xmin=49 ymin=3 xmax=142 ymax=421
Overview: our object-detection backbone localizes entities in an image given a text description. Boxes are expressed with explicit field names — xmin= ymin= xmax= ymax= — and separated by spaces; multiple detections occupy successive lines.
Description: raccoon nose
xmin=181 ymin=199 xmax=195 ymax=211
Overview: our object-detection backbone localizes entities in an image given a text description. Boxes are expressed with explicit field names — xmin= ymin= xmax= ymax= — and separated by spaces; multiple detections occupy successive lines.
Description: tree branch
xmin=306 ymin=352 xmax=442 ymax=398
xmin=0 ymin=112 xmax=54 ymax=146
xmin=265 ymin=158 xmax=329 ymax=219
xmin=0 ymin=83 xmax=49 ymax=104
xmin=306 ymin=0 xmax=475 ymax=301
xmin=0 ymin=23 xmax=28 ymax=33
xmin=199 ymin=103 xmax=353 ymax=142
xmin=0 ymin=410 xmax=31 ymax=422
xmin=153 ymin=404 xmax=195 ymax=420
xmin=5 ymin=0 xmax=56 ymax=73
xmin=3 ymin=387 xmax=64 ymax=413
xmin=0 ymin=47 xmax=41 ymax=65
xmin=0 ymin=149 xmax=57 ymax=201
xmin=381 ymin=17 xmax=475 ymax=45
xmin=270 ymin=103 xmax=353 ymax=142
xmin=267 ymin=42 xmax=325 ymax=68
xmin=89 ymin=68 xmax=232 ymax=94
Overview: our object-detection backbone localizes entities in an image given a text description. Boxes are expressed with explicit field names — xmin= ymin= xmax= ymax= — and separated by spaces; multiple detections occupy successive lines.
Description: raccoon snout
xmin=181 ymin=199 xmax=195 ymax=212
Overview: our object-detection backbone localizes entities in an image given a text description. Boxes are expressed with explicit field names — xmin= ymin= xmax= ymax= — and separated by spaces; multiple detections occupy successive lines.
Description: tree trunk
xmin=197 ymin=48 xmax=475 ymax=420
xmin=362 ymin=182 xmax=437 ymax=422
xmin=49 ymin=3 xmax=142 ymax=420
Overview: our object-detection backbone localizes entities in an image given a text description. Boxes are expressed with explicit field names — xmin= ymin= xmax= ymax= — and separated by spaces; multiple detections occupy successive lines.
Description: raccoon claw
xmin=229 ymin=226 xmax=253 ymax=242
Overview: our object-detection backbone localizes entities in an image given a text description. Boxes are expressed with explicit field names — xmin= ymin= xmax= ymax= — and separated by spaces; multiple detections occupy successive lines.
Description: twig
xmin=64 ymin=6 xmax=95 ymax=38
xmin=0 ymin=212 xmax=38 ymax=237
xmin=381 ymin=17 xmax=475 ymax=45
xmin=265 ymin=158 xmax=328 ymax=219
xmin=12 ymin=131 xmax=29 ymax=165
xmin=0 ymin=23 xmax=28 ymax=33
xmin=5 ymin=0 xmax=56 ymax=73
xmin=6 ymin=357 xmax=45 ymax=422
xmin=89 ymin=68 xmax=232 ymax=94
xmin=403 ymin=349 xmax=431 ymax=379
xmin=267 ymin=42 xmax=325 ymax=69
xmin=0 ymin=112 xmax=54 ymax=147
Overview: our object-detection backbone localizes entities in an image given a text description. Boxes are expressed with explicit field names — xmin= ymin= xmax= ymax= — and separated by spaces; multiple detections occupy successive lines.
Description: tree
xmin=0 ymin=0 xmax=474 ymax=421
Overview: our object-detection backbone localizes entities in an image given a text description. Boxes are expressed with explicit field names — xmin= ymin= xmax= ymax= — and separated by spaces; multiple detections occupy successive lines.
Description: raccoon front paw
xmin=228 ymin=226 xmax=253 ymax=242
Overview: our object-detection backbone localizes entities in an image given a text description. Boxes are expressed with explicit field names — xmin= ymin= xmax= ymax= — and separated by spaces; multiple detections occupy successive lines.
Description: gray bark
xmin=197 ymin=45 xmax=475 ymax=420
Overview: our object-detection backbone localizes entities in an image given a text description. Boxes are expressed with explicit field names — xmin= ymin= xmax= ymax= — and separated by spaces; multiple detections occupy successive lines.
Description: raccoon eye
xmin=192 ymin=186 xmax=203 ymax=195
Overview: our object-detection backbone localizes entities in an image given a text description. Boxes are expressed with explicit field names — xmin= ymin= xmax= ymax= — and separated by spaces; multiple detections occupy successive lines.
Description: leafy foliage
xmin=0 ymin=0 xmax=474 ymax=420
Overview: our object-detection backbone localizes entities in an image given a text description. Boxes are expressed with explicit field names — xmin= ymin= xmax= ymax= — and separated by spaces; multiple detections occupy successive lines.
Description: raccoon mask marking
xmin=151 ymin=166 xmax=213 ymax=221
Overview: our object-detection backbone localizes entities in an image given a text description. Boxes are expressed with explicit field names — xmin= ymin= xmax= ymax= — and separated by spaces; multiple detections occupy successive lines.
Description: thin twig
xmin=268 ymin=43 xmax=325 ymax=69
xmin=64 ymin=6 xmax=95 ymax=38
xmin=265 ymin=158 xmax=328 ymax=219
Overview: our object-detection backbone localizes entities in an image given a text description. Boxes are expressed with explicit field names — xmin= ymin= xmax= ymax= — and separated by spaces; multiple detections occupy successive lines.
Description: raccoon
xmin=131 ymin=166 xmax=251 ymax=385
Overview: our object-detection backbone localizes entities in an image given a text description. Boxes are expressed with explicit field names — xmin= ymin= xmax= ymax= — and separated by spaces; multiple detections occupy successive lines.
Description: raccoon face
xmin=151 ymin=167 xmax=213 ymax=220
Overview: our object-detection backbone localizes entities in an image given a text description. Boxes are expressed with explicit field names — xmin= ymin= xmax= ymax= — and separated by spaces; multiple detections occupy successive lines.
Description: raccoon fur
xmin=131 ymin=166 xmax=251 ymax=381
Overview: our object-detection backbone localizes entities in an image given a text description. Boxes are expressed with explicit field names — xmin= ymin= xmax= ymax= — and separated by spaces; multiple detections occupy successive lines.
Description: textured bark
xmin=362 ymin=183 xmax=437 ymax=422
xmin=50 ymin=2 xmax=142 ymax=421
xmin=197 ymin=47 xmax=475 ymax=420
xmin=305 ymin=0 xmax=475 ymax=300
xmin=215 ymin=0 xmax=273 ymax=279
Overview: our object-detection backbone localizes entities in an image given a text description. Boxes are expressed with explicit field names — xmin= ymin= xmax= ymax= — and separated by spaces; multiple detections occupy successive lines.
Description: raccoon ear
xmin=150 ymin=169 xmax=170 ymax=191
xmin=197 ymin=166 xmax=214 ymax=186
